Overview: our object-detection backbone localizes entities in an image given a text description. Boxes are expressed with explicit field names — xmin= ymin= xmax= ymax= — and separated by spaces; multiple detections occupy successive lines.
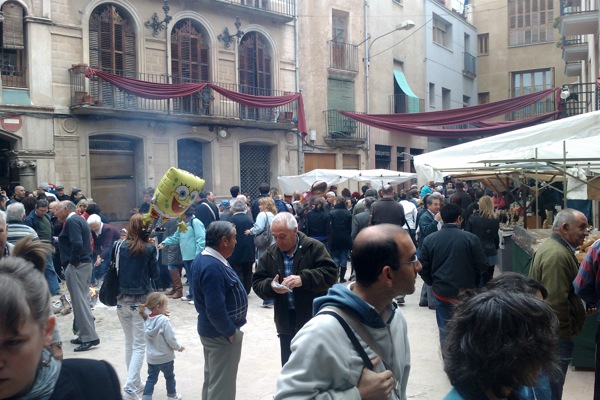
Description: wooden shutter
xmin=239 ymin=32 xmax=271 ymax=94
xmin=171 ymin=19 xmax=209 ymax=82
xmin=89 ymin=5 xmax=136 ymax=73
xmin=2 ymin=2 xmax=24 ymax=49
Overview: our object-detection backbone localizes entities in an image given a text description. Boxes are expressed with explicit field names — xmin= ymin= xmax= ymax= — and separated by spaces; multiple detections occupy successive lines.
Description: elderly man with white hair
xmin=252 ymin=212 xmax=338 ymax=366
xmin=87 ymin=213 xmax=121 ymax=285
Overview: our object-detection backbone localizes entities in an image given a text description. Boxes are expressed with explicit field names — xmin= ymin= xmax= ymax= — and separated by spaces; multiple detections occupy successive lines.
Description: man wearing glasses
xmin=275 ymin=224 xmax=419 ymax=400
xmin=418 ymin=203 xmax=487 ymax=344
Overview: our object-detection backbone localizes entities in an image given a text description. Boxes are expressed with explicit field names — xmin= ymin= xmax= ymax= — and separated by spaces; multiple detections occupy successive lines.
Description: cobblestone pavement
xmin=55 ymin=275 xmax=594 ymax=399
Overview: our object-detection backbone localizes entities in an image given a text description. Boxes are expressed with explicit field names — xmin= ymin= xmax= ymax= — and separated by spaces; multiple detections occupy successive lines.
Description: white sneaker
xmin=167 ymin=393 xmax=182 ymax=400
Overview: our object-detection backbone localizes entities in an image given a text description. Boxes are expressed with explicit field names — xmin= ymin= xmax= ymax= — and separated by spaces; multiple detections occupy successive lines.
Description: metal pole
xmin=563 ymin=141 xmax=568 ymax=210
xmin=295 ymin=0 xmax=302 ymax=175
xmin=364 ymin=0 xmax=370 ymax=168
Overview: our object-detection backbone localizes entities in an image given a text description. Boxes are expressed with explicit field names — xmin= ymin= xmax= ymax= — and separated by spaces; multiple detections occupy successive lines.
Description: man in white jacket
xmin=275 ymin=224 xmax=420 ymax=400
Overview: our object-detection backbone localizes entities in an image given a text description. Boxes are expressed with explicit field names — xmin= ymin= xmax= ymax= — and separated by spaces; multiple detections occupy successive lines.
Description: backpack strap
xmin=318 ymin=310 xmax=374 ymax=370
xmin=201 ymin=202 xmax=216 ymax=221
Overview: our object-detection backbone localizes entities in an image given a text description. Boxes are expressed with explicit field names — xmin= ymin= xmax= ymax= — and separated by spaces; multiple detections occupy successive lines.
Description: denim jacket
xmin=116 ymin=240 xmax=159 ymax=295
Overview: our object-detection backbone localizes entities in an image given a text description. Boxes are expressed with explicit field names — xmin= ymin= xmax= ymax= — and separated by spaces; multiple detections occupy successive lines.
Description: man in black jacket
xmin=369 ymin=185 xmax=406 ymax=227
xmin=227 ymin=200 xmax=255 ymax=294
xmin=419 ymin=203 xmax=487 ymax=344
xmin=56 ymin=200 xmax=100 ymax=352
xmin=194 ymin=190 xmax=220 ymax=228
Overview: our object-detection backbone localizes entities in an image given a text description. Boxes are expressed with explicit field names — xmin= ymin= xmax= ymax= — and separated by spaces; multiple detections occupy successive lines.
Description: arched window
xmin=1 ymin=1 xmax=26 ymax=88
xmin=89 ymin=4 xmax=136 ymax=107
xmin=238 ymin=32 xmax=271 ymax=120
xmin=171 ymin=19 xmax=210 ymax=114
xmin=89 ymin=4 xmax=136 ymax=75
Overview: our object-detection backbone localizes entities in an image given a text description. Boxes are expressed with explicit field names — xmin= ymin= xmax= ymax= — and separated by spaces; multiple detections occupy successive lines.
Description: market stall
xmin=413 ymin=111 xmax=600 ymax=369
xmin=277 ymin=169 xmax=416 ymax=194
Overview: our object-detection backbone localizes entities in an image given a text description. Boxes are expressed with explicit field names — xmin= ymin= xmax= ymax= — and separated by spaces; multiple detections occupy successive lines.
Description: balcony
xmin=508 ymin=92 xmax=556 ymax=121
xmin=1 ymin=64 xmax=26 ymax=88
xmin=328 ymin=41 xmax=359 ymax=75
xmin=462 ymin=51 xmax=476 ymax=78
xmin=389 ymin=94 xmax=424 ymax=114
xmin=565 ymin=61 xmax=582 ymax=77
xmin=561 ymin=82 xmax=600 ymax=116
xmin=211 ymin=0 xmax=294 ymax=21
xmin=323 ymin=110 xmax=368 ymax=146
xmin=69 ymin=67 xmax=299 ymax=131
xmin=561 ymin=36 xmax=588 ymax=62
xmin=559 ymin=0 xmax=599 ymax=37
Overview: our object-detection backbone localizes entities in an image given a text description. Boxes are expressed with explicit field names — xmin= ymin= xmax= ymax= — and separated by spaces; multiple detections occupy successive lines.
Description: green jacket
xmin=529 ymin=233 xmax=585 ymax=339
xmin=252 ymin=232 xmax=338 ymax=336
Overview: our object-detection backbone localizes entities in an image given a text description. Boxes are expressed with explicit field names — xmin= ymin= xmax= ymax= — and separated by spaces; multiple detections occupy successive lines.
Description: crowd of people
xmin=0 ymin=177 xmax=596 ymax=400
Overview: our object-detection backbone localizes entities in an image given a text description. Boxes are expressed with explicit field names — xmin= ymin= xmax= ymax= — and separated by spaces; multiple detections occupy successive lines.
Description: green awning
xmin=393 ymin=69 xmax=420 ymax=113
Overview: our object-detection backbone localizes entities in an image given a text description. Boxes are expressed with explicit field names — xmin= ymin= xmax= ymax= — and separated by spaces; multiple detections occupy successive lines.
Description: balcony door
xmin=238 ymin=32 xmax=272 ymax=121
xmin=171 ymin=19 xmax=210 ymax=115
xmin=89 ymin=4 xmax=136 ymax=108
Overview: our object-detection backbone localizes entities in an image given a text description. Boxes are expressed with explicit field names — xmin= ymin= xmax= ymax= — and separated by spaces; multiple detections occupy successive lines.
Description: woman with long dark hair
xmin=116 ymin=213 xmax=159 ymax=399
xmin=466 ymin=195 xmax=500 ymax=287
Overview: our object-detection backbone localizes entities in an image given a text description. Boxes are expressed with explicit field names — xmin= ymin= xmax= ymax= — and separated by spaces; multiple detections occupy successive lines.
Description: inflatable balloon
xmin=143 ymin=167 xmax=205 ymax=232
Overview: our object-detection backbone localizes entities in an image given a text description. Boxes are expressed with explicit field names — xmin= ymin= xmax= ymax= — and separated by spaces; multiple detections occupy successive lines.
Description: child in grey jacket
xmin=139 ymin=293 xmax=185 ymax=400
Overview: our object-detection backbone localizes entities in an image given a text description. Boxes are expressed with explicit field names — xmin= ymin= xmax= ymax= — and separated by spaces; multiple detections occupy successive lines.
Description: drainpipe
xmin=295 ymin=0 xmax=302 ymax=174
xmin=364 ymin=0 xmax=370 ymax=168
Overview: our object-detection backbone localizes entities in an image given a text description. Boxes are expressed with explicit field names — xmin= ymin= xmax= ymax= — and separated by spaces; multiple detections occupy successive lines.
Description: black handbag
xmin=99 ymin=240 xmax=124 ymax=307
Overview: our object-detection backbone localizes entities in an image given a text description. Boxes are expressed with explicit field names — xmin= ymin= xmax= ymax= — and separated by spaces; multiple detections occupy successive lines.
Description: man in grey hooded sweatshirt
xmin=275 ymin=224 xmax=420 ymax=400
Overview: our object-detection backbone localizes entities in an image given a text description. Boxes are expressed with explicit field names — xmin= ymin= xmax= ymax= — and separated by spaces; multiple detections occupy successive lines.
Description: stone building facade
xmin=1 ymin=0 xmax=299 ymax=223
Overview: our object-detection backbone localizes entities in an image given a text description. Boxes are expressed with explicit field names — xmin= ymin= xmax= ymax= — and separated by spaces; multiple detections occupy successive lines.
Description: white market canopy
xmin=278 ymin=169 xmax=416 ymax=194
xmin=414 ymin=110 xmax=600 ymax=189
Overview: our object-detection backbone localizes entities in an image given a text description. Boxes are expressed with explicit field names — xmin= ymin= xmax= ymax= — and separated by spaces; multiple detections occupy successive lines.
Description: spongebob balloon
xmin=143 ymin=167 xmax=205 ymax=233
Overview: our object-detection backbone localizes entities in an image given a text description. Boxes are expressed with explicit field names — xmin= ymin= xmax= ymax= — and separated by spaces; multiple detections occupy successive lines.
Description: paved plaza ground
xmin=55 ymin=275 xmax=594 ymax=400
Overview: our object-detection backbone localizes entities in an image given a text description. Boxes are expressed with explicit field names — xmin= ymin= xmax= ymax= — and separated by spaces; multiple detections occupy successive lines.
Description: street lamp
xmin=365 ymin=20 xmax=415 ymax=114
xmin=363 ymin=19 xmax=415 ymax=168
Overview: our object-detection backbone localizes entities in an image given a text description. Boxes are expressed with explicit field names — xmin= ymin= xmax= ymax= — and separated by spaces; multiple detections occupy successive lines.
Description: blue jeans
xmin=44 ymin=254 xmax=61 ymax=295
xmin=434 ymin=296 xmax=454 ymax=345
xmin=331 ymin=249 xmax=349 ymax=269
xmin=183 ymin=260 xmax=193 ymax=300
xmin=117 ymin=302 xmax=146 ymax=393
xmin=550 ymin=337 xmax=574 ymax=400
xmin=143 ymin=361 xmax=176 ymax=397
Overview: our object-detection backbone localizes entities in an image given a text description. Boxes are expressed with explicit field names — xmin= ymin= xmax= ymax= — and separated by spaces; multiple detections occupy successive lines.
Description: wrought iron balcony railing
xmin=328 ymin=41 xmax=360 ymax=73
xmin=69 ymin=67 xmax=298 ymax=125
xmin=214 ymin=0 xmax=295 ymax=18
xmin=560 ymin=0 xmax=598 ymax=14
xmin=389 ymin=94 xmax=424 ymax=114
xmin=324 ymin=110 xmax=368 ymax=142
xmin=560 ymin=81 xmax=600 ymax=116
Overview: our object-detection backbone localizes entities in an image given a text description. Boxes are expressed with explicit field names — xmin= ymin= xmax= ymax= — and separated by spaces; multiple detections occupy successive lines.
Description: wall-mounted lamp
xmin=218 ymin=128 xmax=229 ymax=138
xmin=309 ymin=129 xmax=317 ymax=142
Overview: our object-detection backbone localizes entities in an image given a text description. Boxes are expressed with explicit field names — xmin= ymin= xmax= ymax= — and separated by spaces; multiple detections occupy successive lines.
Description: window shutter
xmin=2 ymin=3 xmax=24 ymax=49
xmin=171 ymin=19 xmax=209 ymax=83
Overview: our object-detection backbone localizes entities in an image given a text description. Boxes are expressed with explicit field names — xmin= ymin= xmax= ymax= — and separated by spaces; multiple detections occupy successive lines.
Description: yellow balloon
xmin=143 ymin=167 xmax=205 ymax=232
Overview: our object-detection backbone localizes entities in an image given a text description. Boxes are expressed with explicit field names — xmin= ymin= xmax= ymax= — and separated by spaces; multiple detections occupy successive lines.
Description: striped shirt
xmin=7 ymin=223 xmax=39 ymax=245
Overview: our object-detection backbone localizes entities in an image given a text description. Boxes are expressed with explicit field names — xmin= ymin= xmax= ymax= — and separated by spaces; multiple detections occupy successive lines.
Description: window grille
xmin=240 ymin=144 xmax=271 ymax=197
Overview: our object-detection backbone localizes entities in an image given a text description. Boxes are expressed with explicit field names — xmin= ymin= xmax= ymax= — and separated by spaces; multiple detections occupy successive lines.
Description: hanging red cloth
xmin=338 ymin=88 xmax=560 ymax=138
xmin=84 ymin=68 xmax=307 ymax=139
